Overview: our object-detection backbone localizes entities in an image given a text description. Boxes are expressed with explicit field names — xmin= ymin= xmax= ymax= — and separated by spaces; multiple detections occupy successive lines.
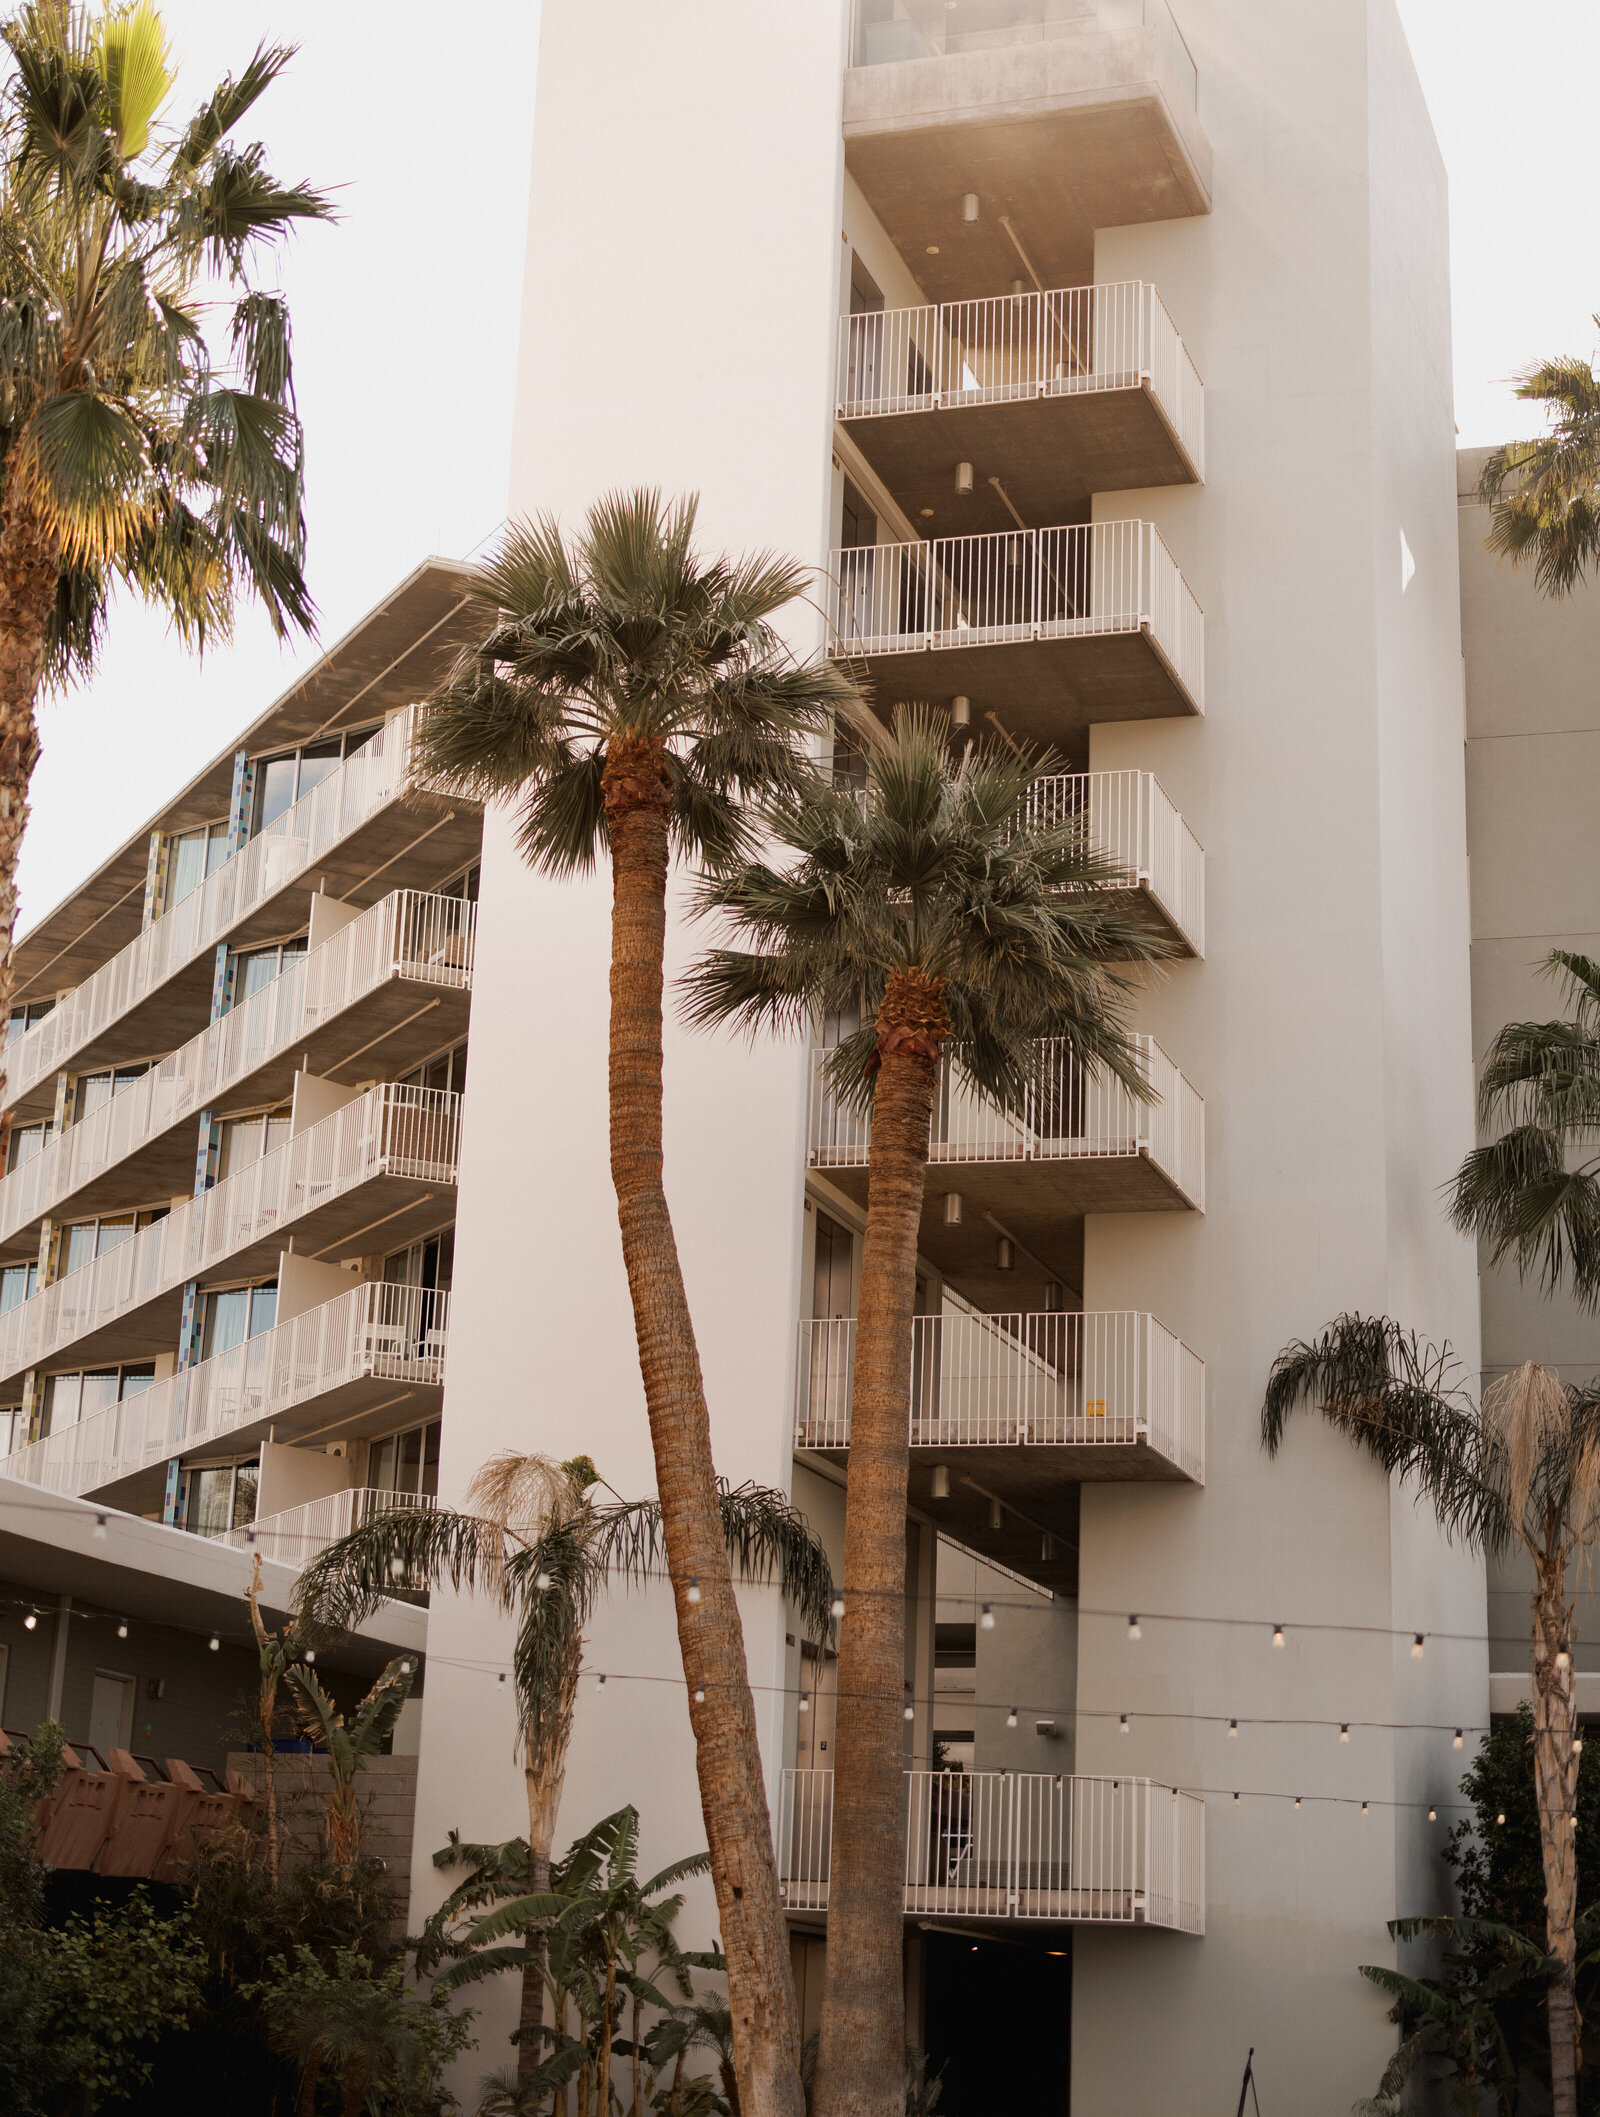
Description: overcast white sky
xmin=13 ymin=0 xmax=1600 ymax=932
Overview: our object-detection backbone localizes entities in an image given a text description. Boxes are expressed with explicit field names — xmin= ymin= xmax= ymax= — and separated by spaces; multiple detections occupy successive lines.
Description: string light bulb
xmin=980 ymin=1603 xmax=995 ymax=1631
xmin=1361 ymin=1802 xmax=1369 ymax=1816
xmin=798 ymin=1695 xmax=810 ymax=1713
xmin=23 ymin=1612 xmax=36 ymax=1630
xmin=399 ymin=1660 xmax=413 ymax=1675
xmin=1575 ymin=1735 xmax=1585 ymax=1756
xmin=1006 ymin=1707 xmax=1019 ymax=1729
xmin=93 ymin=1513 xmax=107 ymax=1541
xmin=686 ymin=1579 xmax=701 ymax=1604
xmin=831 ymin=1597 xmax=846 ymax=1619
xmin=1293 ymin=1796 xmax=1301 ymax=1812
xmin=1227 ymin=1720 xmax=1238 ymax=1739
xmin=1453 ymin=1729 xmax=1464 ymax=1750
xmin=1340 ymin=1724 xmax=1350 ymax=1743
xmin=1411 ymin=1634 xmax=1425 ymax=1659
xmin=1272 ymin=1624 xmax=1285 ymax=1649
xmin=389 ymin=1553 xmax=406 ymax=1581
xmin=904 ymin=1704 xmax=915 ymax=1721
xmin=695 ymin=1687 xmax=706 ymax=1704
xmin=1128 ymin=1615 xmax=1142 ymax=1641
xmin=1557 ymin=1644 xmax=1571 ymax=1670
xmin=116 ymin=1622 xmax=128 ymax=1640
xmin=1119 ymin=1714 xmax=1130 ymax=1735
xmin=1233 ymin=1792 xmax=1240 ymax=1806
xmin=303 ymin=1649 xmax=315 ymax=1665
xmin=498 ymin=1673 xmax=507 ymax=1686
xmin=536 ymin=1572 xmax=552 ymax=1591
xmin=208 ymin=1634 xmax=220 ymax=1652
xmin=1496 ymin=1811 xmax=1506 ymax=1826
xmin=597 ymin=1673 xmax=607 ymax=1688
xmin=1428 ymin=1805 xmax=1437 ymax=1823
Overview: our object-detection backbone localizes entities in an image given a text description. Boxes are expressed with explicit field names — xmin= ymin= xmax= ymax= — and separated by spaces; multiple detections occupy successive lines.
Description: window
xmin=73 ymin=1063 xmax=150 ymax=1125
xmin=6 ymin=997 xmax=54 ymax=1045
xmin=0 ymin=1263 xmax=37 ymax=1313
xmin=199 ymin=1282 xmax=278 ymax=1363
xmin=6 ymin=1120 xmax=52 ymax=1173
xmin=38 ymin=1363 xmax=155 ymax=1438
xmin=0 ymin=1404 xmax=22 ymax=1456
xmin=61 ymin=1207 xmax=167 ymax=1279
xmin=181 ymin=1459 xmax=258 ymax=1538
xmin=166 ymin=821 xmax=230 ymax=908
xmin=438 ymin=862 xmax=480 ymax=903
xmin=383 ymin=1227 xmax=454 ymax=1294
xmin=397 ymin=1042 xmax=467 ymax=1098
xmin=369 ymin=1417 xmax=441 ymax=1499
xmin=250 ymin=727 xmax=381 ymax=838
xmin=229 ymin=938 xmax=307 ymax=1010
xmin=216 ymin=1107 xmax=291 ymax=1182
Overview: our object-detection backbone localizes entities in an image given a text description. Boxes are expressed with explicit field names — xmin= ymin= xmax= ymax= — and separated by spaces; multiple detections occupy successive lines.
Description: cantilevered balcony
xmin=798 ymin=1301 xmax=1201 ymax=1525
xmin=0 ymin=1084 xmax=460 ymax=1390
xmin=844 ymin=2 xmax=1209 ymax=304
xmin=810 ymin=1033 xmax=1202 ymax=1209
xmin=1020 ymin=770 xmax=1201 ymax=954
xmin=827 ymin=522 xmax=1203 ymax=740
xmin=778 ymin=1767 xmax=1204 ymax=1933
xmin=221 ymin=1485 xmax=437 ymax=1570
xmin=838 ymin=283 xmax=1202 ymax=526
xmin=0 ymin=891 xmax=475 ymax=1258
xmin=3 ymin=707 xmax=481 ymax=1118
xmin=1 ymin=1283 xmax=448 ymax=1513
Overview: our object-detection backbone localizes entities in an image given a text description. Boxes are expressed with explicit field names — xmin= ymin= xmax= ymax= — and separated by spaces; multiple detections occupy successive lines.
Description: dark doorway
xmin=922 ymin=1929 xmax=1071 ymax=2114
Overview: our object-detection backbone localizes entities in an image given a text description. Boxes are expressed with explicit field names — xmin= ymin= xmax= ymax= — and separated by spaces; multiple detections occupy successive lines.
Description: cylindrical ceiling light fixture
xmin=1044 ymin=1280 xmax=1064 ymax=1312
xmin=951 ymin=696 xmax=971 ymax=728
xmin=930 ymin=1465 xmax=951 ymax=1500
xmin=962 ymin=192 xmax=980 ymax=223
xmin=955 ymin=461 xmax=975 ymax=494
xmin=943 ymin=1192 xmax=964 ymax=1226
xmin=996 ymin=1236 xmax=1015 ymax=1271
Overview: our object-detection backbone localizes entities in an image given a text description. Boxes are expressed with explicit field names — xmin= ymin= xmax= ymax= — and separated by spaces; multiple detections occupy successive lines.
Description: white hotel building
xmin=4 ymin=3 xmax=1596 ymax=2109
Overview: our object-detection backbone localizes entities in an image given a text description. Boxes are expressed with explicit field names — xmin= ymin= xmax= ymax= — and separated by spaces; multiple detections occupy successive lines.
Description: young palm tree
xmin=410 ymin=490 xmax=858 ymax=2117
xmin=1263 ymin=1320 xmax=1600 ymax=2117
xmin=682 ymin=708 xmax=1169 ymax=2117
xmin=1477 ymin=327 xmax=1600 ymax=598
xmin=1448 ymin=949 xmax=1600 ymax=1311
xmin=294 ymin=1450 xmax=835 ymax=2090
xmin=0 ymin=3 xmax=328 ymax=1059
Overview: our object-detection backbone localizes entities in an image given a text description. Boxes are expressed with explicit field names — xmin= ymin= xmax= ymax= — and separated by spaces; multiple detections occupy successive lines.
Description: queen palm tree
xmin=1263 ymin=1321 xmax=1600 ymax=2117
xmin=294 ymin=1450 xmax=835 ymax=2091
xmin=682 ymin=708 xmax=1169 ymax=2117
xmin=1448 ymin=948 xmax=1600 ymax=1311
xmin=0 ymin=3 xmax=328 ymax=1064
xmin=1476 ymin=326 xmax=1600 ymax=597
xmin=410 ymin=491 xmax=858 ymax=2117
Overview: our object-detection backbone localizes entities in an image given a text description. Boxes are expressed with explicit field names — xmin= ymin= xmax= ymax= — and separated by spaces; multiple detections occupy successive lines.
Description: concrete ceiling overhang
xmin=0 ymin=1473 xmax=425 ymax=1671
xmin=14 ymin=558 xmax=483 ymax=1006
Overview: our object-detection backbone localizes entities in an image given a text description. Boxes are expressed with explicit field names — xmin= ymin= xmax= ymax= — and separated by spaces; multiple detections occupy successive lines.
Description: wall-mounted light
xmin=1044 ymin=1280 xmax=1064 ymax=1312
xmin=943 ymin=1192 xmax=963 ymax=1227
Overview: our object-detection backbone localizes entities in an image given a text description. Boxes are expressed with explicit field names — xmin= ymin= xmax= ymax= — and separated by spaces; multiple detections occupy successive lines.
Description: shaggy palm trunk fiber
xmin=0 ymin=490 xmax=56 ymax=1128
xmin=601 ymin=735 xmax=804 ymax=2117
xmin=813 ymin=970 xmax=949 ymax=2117
xmin=1533 ymin=1562 xmax=1581 ymax=2117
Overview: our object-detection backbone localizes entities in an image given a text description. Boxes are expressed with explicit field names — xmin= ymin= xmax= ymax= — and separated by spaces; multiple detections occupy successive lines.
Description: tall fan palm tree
xmin=682 ymin=708 xmax=1169 ymax=2117
xmin=294 ymin=1450 xmax=835 ymax=2091
xmin=0 ymin=3 xmax=328 ymax=1061
xmin=1448 ymin=949 xmax=1600 ymax=1311
xmin=1263 ymin=1321 xmax=1600 ymax=2117
xmin=409 ymin=490 xmax=858 ymax=2117
xmin=1477 ymin=327 xmax=1600 ymax=598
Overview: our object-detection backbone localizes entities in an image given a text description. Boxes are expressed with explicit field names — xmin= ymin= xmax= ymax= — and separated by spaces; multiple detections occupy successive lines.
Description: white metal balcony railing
xmin=778 ymin=1767 xmax=1204 ymax=1933
xmin=837 ymin=281 xmax=1204 ymax=479
xmin=0 ymin=1084 xmax=461 ymax=1390
xmin=1 ymin=1282 xmax=449 ymax=1499
xmin=795 ymin=1308 xmax=1203 ymax=1480
xmin=220 ymin=1485 xmax=438 ymax=1572
xmin=1021 ymin=770 xmax=1202 ymax=954
xmin=3 ymin=707 xmax=429 ymax=1109
xmin=0 ymin=890 xmax=475 ymax=1254
xmin=827 ymin=521 xmax=1204 ymax=714
xmin=808 ymin=1035 xmax=1204 ymax=1208
xmin=847 ymin=0 xmax=1199 ymax=108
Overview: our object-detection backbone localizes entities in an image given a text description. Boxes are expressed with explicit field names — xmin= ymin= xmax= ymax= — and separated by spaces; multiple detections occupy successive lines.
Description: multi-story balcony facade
xmin=827 ymin=521 xmax=1203 ymax=742
xmin=795 ymin=1306 xmax=1201 ymax=1587
xmin=2 ymin=706 xmax=481 ymax=1119
xmin=838 ymin=281 xmax=1203 ymax=522
xmin=843 ymin=3 xmax=1210 ymax=304
xmin=0 ymin=890 xmax=475 ymax=1259
xmin=0 ymin=1084 xmax=461 ymax=1390
xmin=778 ymin=1766 xmax=1204 ymax=1934
xmin=1 ymin=1282 xmax=448 ymax=1513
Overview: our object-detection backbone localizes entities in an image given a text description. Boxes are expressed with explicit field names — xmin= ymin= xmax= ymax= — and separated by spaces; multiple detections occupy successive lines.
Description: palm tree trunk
xmin=1533 ymin=1557 xmax=1581 ymax=2117
xmin=0 ymin=488 xmax=56 ymax=1128
xmin=815 ymin=972 xmax=947 ymax=2117
xmin=295 ymin=2050 xmax=323 ymax=2117
xmin=519 ymin=1745 xmax=564 ymax=2086
xmin=601 ymin=735 xmax=803 ymax=2117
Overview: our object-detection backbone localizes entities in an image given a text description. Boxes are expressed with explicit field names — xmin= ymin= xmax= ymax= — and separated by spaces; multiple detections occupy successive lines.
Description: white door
xmin=88 ymin=1671 xmax=135 ymax=1757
